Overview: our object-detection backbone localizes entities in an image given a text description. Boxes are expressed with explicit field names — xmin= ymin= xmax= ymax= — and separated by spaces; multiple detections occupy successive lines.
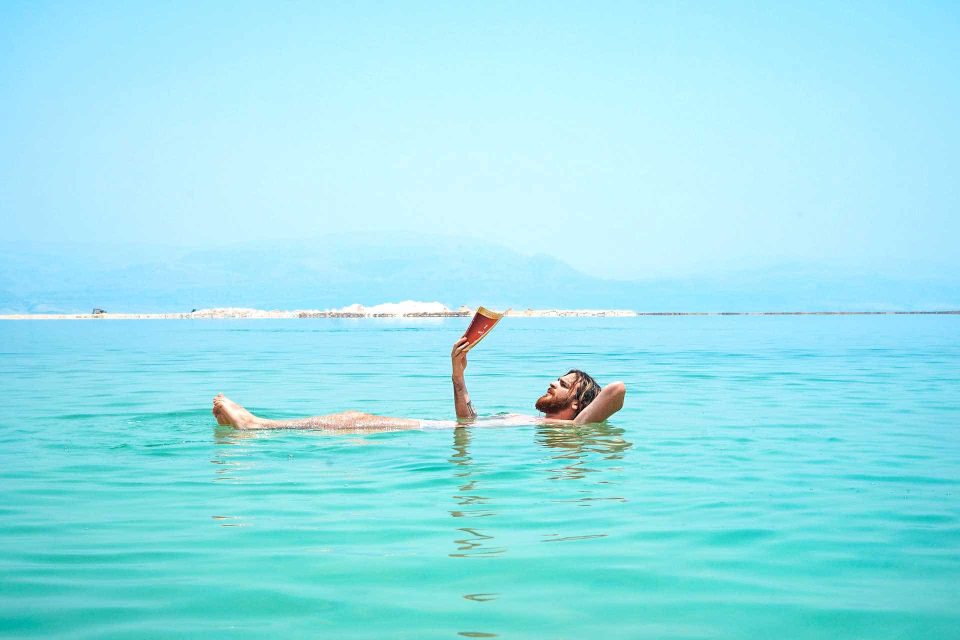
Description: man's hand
xmin=451 ymin=336 xmax=469 ymax=378
xmin=451 ymin=337 xmax=476 ymax=421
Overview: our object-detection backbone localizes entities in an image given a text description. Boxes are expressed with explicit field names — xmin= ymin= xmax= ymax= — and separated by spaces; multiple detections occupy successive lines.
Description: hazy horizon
xmin=2 ymin=2 xmax=958 ymax=285
xmin=2 ymin=235 xmax=957 ymax=314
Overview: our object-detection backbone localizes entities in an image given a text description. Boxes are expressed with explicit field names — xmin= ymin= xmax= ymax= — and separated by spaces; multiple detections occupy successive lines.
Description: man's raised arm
xmin=451 ymin=337 xmax=477 ymax=422
xmin=574 ymin=381 xmax=626 ymax=425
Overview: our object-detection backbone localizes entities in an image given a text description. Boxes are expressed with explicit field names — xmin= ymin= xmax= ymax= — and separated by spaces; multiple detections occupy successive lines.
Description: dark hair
xmin=567 ymin=369 xmax=601 ymax=417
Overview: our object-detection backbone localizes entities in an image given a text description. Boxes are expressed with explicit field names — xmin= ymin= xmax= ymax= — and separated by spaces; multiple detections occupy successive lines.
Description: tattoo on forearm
xmin=453 ymin=379 xmax=477 ymax=418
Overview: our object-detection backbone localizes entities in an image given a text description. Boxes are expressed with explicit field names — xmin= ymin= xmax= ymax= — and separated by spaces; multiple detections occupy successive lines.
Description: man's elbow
xmin=609 ymin=381 xmax=626 ymax=398
xmin=608 ymin=381 xmax=626 ymax=409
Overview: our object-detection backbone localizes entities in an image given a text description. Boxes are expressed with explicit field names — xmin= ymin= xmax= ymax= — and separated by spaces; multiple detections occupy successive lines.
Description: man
xmin=212 ymin=336 xmax=626 ymax=430
xmin=449 ymin=337 xmax=626 ymax=424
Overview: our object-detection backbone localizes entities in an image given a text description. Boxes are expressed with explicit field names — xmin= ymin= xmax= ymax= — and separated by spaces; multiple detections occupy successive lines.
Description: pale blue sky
xmin=1 ymin=1 xmax=957 ymax=280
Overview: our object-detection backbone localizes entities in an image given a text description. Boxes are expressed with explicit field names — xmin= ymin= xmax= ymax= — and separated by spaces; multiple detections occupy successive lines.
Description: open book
xmin=462 ymin=306 xmax=508 ymax=351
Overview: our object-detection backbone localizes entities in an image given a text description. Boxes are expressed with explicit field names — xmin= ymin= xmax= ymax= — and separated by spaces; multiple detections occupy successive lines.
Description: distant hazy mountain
xmin=0 ymin=234 xmax=957 ymax=313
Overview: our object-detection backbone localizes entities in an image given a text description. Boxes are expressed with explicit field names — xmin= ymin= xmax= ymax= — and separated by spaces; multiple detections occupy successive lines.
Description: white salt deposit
xmin=330 ymin=301 xmax=451 ymax=315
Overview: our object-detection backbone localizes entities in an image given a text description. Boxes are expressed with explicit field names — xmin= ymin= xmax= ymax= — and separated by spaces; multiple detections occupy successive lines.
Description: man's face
xmin=535 ymin=372 xmax=580 ymax=414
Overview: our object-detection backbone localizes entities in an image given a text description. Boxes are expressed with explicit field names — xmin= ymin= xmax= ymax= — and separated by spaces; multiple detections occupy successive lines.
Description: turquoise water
xmin=1 ymin=317 xmax=959 ymax=639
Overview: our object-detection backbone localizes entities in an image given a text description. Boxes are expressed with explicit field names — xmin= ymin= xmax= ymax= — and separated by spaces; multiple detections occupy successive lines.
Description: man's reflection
xmin=536 ymin=422 xmax=632 ymax=480
xmin=448 ymin=427 xmax=504 ymax=557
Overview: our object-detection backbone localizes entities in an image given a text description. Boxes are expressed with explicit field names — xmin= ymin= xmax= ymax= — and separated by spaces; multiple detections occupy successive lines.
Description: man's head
xmin=534 ymin=369 xmax=601 ymax=418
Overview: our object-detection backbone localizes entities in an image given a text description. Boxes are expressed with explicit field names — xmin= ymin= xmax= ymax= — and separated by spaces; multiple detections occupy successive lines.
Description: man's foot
xmin=212 ymin=394 xmax=262 ymax=429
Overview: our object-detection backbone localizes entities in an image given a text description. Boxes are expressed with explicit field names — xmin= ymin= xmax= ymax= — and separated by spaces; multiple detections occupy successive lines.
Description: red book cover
xmin=462 ymin=306 xmax=507 ymax=351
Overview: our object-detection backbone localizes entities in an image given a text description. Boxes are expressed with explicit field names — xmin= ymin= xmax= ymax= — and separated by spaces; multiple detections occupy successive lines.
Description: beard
xmin=535 ymin=393 xmax=570 ymax=414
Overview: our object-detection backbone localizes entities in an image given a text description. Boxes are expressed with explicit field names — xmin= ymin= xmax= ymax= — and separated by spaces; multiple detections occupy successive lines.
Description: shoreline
xmin=1 ymin=308 xmax=957 ymax=320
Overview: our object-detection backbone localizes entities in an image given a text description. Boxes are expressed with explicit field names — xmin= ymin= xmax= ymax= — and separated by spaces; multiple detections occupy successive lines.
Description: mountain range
xmin=1 ymin=234 xmax=957 ymax=313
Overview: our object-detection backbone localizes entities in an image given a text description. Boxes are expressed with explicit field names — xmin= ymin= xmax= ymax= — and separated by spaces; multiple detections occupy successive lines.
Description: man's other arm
xmin=451 ymin=337 xmax=477 ymax=422
xmin=574 ymin=381 xmax=626 ymax=425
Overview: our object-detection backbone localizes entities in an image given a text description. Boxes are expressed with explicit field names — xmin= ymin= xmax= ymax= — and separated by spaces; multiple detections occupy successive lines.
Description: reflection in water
xmin=450 ymin=527 xmax=505 ymax=558
xmin=210 ymin=514 xmax=249 ymax=527
xmin=447 ymin=428 xmax=504 ymax=639
xmin=537 ymin=423 xmax=632 ymax=544
xmin=448 ymin=427 xmax=504 ymax=558
xmin=450 ymin=425 xmax=471 ymax=468
xmin=447 ymin=423 xmax=634 ymax=556
xmin=213 ymin=424 xmax=261 ymax=444
xmin=210 ymin=426 xmax=261 ymax=483
xmin=542 ymin=533 xmax=607 ymax=542
xmin=463 ymin=593 xmax=499 ymax=602
xmin=208 ymin=427 xmax=261 ymax=528
xmin=536 ymin=422 xmax=632 ymax=457
xmin=536 ymin=422 xmax=632 ymax=481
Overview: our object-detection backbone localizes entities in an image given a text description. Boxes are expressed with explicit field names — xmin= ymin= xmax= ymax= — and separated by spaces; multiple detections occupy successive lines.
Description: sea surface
xmin=1 ymin=316 xmax=958 ymax=639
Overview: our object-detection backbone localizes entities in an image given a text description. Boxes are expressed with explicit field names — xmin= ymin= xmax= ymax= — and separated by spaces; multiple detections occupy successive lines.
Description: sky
xmin=1 ymin=1 xmax=958 ymax=281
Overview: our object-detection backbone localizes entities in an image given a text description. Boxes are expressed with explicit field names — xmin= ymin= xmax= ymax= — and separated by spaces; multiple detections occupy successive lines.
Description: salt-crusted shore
xmin=0 ymin=300 xmax=956 ymax=320
xmin=0 ymin=301 xmax=638 ymax=320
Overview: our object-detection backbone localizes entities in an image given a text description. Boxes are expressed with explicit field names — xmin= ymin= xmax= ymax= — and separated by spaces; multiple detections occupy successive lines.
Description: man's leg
xmin=212 ymin=394 xmax=420 ymax=432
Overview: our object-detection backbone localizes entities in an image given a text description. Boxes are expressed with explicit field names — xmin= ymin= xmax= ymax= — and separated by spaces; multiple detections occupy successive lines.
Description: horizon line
xmin=2 ymin=310 xmax=958 ymax=321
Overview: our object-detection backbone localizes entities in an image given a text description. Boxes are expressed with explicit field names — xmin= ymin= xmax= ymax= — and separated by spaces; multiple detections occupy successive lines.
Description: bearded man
xmin=449 ymin=337 xmax=625 ymax=424
xmin=213 ymin=337 xmax=626 ymax=430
